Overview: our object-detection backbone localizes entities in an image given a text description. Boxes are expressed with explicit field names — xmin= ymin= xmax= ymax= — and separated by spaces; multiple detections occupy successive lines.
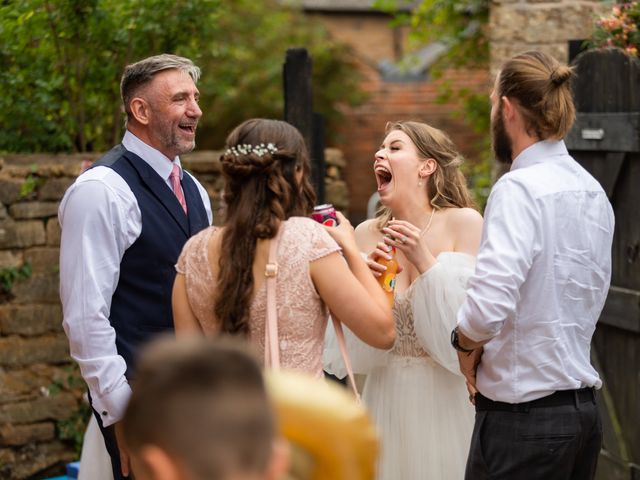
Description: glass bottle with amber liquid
xmin=377 ymin=245 xmax=399 ymax=307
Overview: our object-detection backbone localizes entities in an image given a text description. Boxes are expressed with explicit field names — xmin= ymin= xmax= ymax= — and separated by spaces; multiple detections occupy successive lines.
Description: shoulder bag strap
xmin=333 ymin=318 xmax=361 ymax=402
xmin=265 ymin=225 xmax=283 ymax=370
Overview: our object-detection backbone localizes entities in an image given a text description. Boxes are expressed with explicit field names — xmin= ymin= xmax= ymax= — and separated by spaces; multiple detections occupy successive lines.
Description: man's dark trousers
xmin=465 ymin=389 xmax=602 ymax=480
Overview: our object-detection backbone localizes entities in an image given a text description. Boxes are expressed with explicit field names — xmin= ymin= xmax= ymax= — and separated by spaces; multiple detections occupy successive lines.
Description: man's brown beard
xmin=492 ymin=102 xmax=513 ymax=165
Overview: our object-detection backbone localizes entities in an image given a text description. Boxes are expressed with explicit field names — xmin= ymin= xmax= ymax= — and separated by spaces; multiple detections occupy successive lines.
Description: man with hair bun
xmin=452 ymin=50 xmax=614 ymax=479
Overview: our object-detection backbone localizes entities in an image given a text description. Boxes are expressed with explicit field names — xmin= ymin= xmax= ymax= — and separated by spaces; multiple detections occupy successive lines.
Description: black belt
xmin=475 ymin=387 xmax=596 ymax=413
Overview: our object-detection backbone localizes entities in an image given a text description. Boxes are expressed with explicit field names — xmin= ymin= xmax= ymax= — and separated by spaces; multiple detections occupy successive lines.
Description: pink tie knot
xmin=170 ymin=164 xmax=188 ymax=215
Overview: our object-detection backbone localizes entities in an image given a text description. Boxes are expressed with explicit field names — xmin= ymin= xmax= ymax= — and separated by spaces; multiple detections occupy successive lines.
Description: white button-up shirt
xmin=457 ymin=140 xmax=614 ymax=403
xmin=59 ymin=131 xmax=212 ymax=426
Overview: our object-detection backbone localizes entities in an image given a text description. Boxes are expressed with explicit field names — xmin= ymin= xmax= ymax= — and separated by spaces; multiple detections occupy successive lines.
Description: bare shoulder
xmin=446 ymin=207 xmax=483 ymax=231
xmin=444 ymin=208 xmax=483 ymax=255
xmin=355 ymin=218 xmax=383 ymax=252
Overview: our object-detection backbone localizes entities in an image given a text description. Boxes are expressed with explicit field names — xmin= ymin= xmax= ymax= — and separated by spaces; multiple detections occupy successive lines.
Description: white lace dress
xmin=324 ymin=252 xmax=475 ymax=480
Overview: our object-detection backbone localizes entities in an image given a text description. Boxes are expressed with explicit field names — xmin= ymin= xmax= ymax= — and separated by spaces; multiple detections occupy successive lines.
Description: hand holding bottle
xmin=382 ymin=219 xmax=437 ymax=274
xmin=366 ymin=239 xmax=404 ymax=307
xmin=366 ymin=241 xmax=404 ymax=278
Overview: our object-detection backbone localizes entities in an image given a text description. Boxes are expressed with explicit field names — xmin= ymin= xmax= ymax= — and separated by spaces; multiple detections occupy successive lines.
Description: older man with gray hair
xmin=59 ymin=54 xmax=212 ymax=479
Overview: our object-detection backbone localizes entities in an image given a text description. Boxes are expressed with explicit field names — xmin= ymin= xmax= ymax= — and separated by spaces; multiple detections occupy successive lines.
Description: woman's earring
xmin=418 ymin=176 xmax=424 ymax=187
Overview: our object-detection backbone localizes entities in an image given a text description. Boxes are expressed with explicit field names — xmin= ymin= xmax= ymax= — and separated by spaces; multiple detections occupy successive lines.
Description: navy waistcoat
xmin=93 ymin=145 xmax=209 ymax=377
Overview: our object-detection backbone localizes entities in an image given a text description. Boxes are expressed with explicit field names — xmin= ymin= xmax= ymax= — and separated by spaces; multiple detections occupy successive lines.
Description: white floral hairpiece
xmin=225 ymin=143 xmax=278 ymax=157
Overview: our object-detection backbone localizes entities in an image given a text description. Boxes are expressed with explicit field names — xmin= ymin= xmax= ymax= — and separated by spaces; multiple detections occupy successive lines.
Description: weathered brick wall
xmin=0 ymin=149 xmax=348 ymax=479
xmin=490 ymin=0 xmax=607 ymax=74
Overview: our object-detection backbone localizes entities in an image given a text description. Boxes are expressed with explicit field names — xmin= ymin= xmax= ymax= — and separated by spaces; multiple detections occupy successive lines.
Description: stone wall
xmin=0 ymin=148 xmax=348 ymax=479
xmin=490 ymin=0 xmax=607 ymax=74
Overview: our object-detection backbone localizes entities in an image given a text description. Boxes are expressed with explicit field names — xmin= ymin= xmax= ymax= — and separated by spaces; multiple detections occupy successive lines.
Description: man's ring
xmin=399 ymin=235 xmax=407 ymax=244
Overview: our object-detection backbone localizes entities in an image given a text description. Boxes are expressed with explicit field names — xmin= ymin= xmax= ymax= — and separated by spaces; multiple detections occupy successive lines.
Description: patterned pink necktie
xmin=169 ymin=164 xmax=188 ymax=214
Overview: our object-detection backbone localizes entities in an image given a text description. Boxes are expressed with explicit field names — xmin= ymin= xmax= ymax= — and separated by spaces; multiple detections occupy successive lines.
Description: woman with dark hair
xmin=325 ymin=121 xmax=483 ymax=479
xmin=172 ymin=118 xmax=395 ymax=377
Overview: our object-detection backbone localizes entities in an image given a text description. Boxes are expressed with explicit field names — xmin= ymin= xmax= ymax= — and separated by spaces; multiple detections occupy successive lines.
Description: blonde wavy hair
xmin=375 ymin=121 xmax=475 ymax=229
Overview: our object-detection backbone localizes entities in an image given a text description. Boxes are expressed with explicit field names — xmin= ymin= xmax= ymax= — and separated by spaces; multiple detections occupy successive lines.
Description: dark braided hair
xmin=215 ymin=119 xmax=316 ymax=335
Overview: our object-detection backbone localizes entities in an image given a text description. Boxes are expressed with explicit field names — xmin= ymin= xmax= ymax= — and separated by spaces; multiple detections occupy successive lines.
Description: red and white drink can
xmin=311 ymin=204 xmax=339 ymax=227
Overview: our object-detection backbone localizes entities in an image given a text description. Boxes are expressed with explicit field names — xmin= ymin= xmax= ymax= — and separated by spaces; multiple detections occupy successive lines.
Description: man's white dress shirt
xmin=457 ymin=140 xmax=614 ymax=403
xmin=59 ymin=131 xmax=212 ymax=426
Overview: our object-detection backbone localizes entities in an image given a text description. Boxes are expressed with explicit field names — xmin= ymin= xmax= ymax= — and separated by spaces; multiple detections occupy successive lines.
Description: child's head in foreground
xmin=122 ymin=336 xmax=287 ymax=480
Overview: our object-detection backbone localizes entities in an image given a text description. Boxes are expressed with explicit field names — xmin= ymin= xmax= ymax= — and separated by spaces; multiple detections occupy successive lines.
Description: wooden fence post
xmin=283 ymin=48 xmax=326 ymax=204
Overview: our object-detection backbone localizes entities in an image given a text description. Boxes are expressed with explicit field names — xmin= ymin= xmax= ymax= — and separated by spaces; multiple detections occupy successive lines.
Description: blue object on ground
xmin=67 ymin=461 xmax=80 ymax=479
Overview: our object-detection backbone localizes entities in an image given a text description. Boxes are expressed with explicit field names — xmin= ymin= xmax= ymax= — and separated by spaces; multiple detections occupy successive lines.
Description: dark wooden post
xmin=283 ymin=48 xmax=326 ymax=203
xmin=311 ymin=112 xmax=326 ymax=204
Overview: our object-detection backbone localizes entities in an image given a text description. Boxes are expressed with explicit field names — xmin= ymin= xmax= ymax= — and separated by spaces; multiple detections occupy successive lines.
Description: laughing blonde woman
xmin=325 ymin=121 xmax=483 ymax=480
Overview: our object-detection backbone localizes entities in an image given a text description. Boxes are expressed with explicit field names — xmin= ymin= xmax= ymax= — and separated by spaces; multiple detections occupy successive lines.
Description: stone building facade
xmin=490 ymin=0 xmax=607 ymax=73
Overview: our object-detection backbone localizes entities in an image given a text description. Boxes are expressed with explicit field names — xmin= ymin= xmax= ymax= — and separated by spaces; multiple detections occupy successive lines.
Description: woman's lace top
xmin=176 ymin=216 xmax=341 ymax=378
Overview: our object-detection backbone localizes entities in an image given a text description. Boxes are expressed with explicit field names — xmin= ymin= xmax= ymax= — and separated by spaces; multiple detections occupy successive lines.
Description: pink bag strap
xmin=264 ymin=225 xmax=283 ymax=370
xmin=264 ymin=224 xmax=360 ymax=402
xmin=331 ymin=317 xmax=361 ymax=401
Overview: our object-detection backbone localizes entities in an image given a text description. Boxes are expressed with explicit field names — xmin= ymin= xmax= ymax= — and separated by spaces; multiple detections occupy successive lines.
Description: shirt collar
xmin=122 ymin=130 xmax=183 ymax=180
xmin=511 ymin=139 xmax=569 ymax=171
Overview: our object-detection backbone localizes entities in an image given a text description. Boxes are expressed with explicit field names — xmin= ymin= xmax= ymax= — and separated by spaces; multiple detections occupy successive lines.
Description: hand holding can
xmin=311 ymin=204 xmax=339 ymax=226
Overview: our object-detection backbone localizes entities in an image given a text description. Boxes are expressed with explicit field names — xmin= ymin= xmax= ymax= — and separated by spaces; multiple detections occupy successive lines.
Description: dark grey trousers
xmin=465 ymin=395 xmax=602 ymax=479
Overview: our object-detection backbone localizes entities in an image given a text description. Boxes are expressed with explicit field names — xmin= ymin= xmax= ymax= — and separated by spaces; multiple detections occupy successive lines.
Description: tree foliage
xmin=0 ymin=0 xmax=364 ymax=153
xmin=375 ymin=0 xmax=489 ymax=69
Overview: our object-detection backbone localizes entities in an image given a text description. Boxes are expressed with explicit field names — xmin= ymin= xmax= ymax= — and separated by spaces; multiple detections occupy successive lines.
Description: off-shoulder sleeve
xmin=323 ymin=320 xmax=389 ymax=378
xmin=412 ymin=253 xmax=476 ymax=376
xmin=323 ymin=250 xmax=390 ymax=377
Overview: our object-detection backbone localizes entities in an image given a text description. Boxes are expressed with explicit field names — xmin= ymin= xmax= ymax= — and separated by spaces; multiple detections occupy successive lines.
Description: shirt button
xmin=280 ymin=340 xmax=288 ymax=350
xmin=101 ymin=411 xmax=108 ymax=416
